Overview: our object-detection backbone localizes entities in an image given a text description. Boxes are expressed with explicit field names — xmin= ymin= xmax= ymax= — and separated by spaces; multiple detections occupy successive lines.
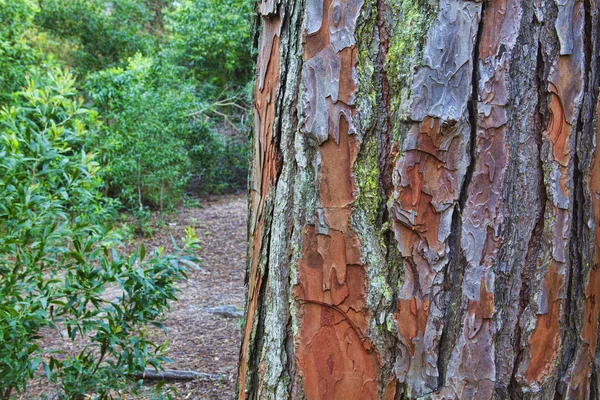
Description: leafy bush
xmin=165 ymin=0 xmax=252 ymax=92
xmin=187 ymin=121 xmax=249 ymax=193
xmin=2 ymin=0 xmax=251 ymax=208
xmin=162 ymin=0 xmax=253 ymax=193
xmin=35 ymin=0 xmax=167 ymax=75
xmin=86 ymin=55 xmax=194 ymax=210
xmin=86 ymin=54 xmax=249 ymax=207
xmin=0 ymin=68 xmax=198 ymax=399
xmin=0 ymin=0 xmax=39 ymax=103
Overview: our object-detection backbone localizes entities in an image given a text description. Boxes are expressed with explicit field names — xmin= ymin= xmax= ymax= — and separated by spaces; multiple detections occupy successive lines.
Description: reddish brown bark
xmin=293 ymin=2 xmax=381 ymax=396
xmin=238 ymin=5 xmax=282 ymax=398
xmin=240 ymin=0 xmax=600 ymax=398
xmin=524 ymin=263 xmax=564 ymax=383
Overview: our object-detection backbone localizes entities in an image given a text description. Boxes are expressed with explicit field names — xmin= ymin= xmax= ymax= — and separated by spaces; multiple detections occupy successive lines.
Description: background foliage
xmin=85 ymin=55 xmax=194 ymax=209
xmin=165 ymin=0 xmax=253 ymax=91
xmin=0 ymin=0 xmax=38 ymax=101
xmin=35 ymin=0 xmax=165 ymax=75
xmin=2 ymin=0 xmax=252 ymax=208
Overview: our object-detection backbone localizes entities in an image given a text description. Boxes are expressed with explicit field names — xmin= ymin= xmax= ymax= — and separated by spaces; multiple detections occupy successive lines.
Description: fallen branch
xmin=136 ymin=369 xmax=225 ymax=382
xmin=203 ymin=305 xmax=243 ymax=319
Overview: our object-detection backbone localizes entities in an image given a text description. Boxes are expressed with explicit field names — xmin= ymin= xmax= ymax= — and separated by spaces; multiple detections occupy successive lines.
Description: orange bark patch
xmin=465 ymin=278 xmax=495 ymax=339
xmin=320 ymin=116 xmax=358 ymax=208
xmin=394 ymin=297 xmax=430 ymax=356
xmin=297 ymin=224 xmax=380 ymax=399
xmin=523 ymin=80 xmax=575 ymax=387
xmin=296 ymin=0 xmax=379 ymax=395
xmin=479 ymin=0 xmax=507 ymax=59
xmin=581 ymin=269 xmax=600 ymax=360
xmin=338 ymin=46 xmax=358 ymax=104
xmin=524 ymin=263 xmax=564 ymax=383
xmin=394 ymin=118 xmax=459 ymax=256
xmin=480 ymin=226 xmax=500 ymax=266
xmin=545 ymin=86 xmax=570 ymax=168
xmin=383 ymin=376 xmax=397 ymax=400
xmin=295 ymin=128 xmax=379 ymax=396
xmin=298 ymin=319 xmax=379 ymax=400
xmin=344 ymin=231 xmax=362 ymax=265
xmin=254 ymin=36 xmax=281 ymax=200
xmin=390 ymin=116 xmax=464 ymax=384
xmin=239 ymin=14 xmax=281 ymax=400
xmin=324 ymin=207 xmax=351 ymax=232
xmin=550 ymin=7 xmax=585 ymax=124
xmin=583 ymin=97 xmax=600 ymax=357
xmin=523 ymin=72 xmax=576 ymax=387
xmin=392 ymin=117 xmax=462 ymax=293
xmin=468 ymin=278 xmax=495 ymax=320
xmin=567 ymin=267 xmax=600 ymax=399
xmin=318 ymin=230 xmax=349 ymax=303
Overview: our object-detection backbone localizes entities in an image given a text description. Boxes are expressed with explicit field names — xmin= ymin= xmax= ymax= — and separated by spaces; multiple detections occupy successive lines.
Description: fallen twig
xmin=203 ymin=305 xmax=243 ymax=319
xmin=136 ymin=369 xmax=225 ymax=382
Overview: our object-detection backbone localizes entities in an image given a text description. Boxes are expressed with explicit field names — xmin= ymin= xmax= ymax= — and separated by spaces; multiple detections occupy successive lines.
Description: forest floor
xmin=20 ymin=194 xmax=247 ymax=400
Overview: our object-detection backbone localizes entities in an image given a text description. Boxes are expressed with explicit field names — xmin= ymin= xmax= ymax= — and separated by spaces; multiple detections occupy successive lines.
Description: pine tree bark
xmin=238 ymin=0 xmax=600 ymax=398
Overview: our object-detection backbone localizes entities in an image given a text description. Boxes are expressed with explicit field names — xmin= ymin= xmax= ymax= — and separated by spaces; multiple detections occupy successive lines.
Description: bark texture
xmin=238 ymin=0 xmax=600 ymax=398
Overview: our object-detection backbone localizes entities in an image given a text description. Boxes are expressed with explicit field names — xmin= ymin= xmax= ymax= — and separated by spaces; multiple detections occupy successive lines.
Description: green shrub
xmin=9 ymin=0 xmax=252 ymax=207
xmin=86 ymin=55 xmax=194 ymax=210
xmin=86 ymin=53 xmax=249 ymax=206
xmin=163 ymin=0 xmax=253 ymax=193
xmin=0 ymin=68 xmax=198 ymax=399
xmin=0 ymin=0 xmax=39 ymax=103
xmin=35 ymin=0 xmax=168 ymax=75
xmin=165 ymin=0 xmax=253 ymax=92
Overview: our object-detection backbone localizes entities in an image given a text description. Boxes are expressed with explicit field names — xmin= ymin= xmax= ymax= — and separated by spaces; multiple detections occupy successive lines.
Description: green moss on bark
xmin=385 ymin=0 xmax=437 ymax=125
xmin=354 ymin=0 xmax=378 ymax=137
xmin=356 ymin=133 xmax=382 ymax=227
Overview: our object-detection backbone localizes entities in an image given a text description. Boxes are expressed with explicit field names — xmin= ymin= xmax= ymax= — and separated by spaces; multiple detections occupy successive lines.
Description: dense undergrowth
xmin=2 ymin=0 xmax=252 ymax=209
xmin=0 ymin=0 xmax=252 ymax=397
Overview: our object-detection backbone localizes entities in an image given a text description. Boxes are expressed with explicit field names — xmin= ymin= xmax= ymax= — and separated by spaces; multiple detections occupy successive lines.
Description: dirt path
xmin=20 ymin=194 xmax=247 ymax=400
xmin=152 ymin=194 xmax=246 ymax=399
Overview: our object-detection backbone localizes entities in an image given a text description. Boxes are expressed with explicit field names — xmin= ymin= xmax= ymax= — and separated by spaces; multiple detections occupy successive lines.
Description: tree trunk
xmin=238 ymin=0 xmax=600 ymax=398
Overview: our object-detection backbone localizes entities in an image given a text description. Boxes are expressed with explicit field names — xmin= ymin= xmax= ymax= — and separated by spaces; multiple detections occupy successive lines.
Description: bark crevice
xmin=375 ymin=0 xmax=393 ymax=203
xmin=508 ymin=37 xmax=548 ymax=398
xmin=557 ymin=2 xmax=596 ymax=397
xmin=437 ymin=0 xmax=486 ymax=387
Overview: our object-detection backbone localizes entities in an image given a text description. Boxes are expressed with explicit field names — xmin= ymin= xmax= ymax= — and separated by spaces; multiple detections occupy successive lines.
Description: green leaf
xmin=43 ymin=361 xmax=51 ymax=379
xmin=29 ymin=357 xmax=41 ymax=373
xmin=69 ymin=251 xmax=85 ymax=264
